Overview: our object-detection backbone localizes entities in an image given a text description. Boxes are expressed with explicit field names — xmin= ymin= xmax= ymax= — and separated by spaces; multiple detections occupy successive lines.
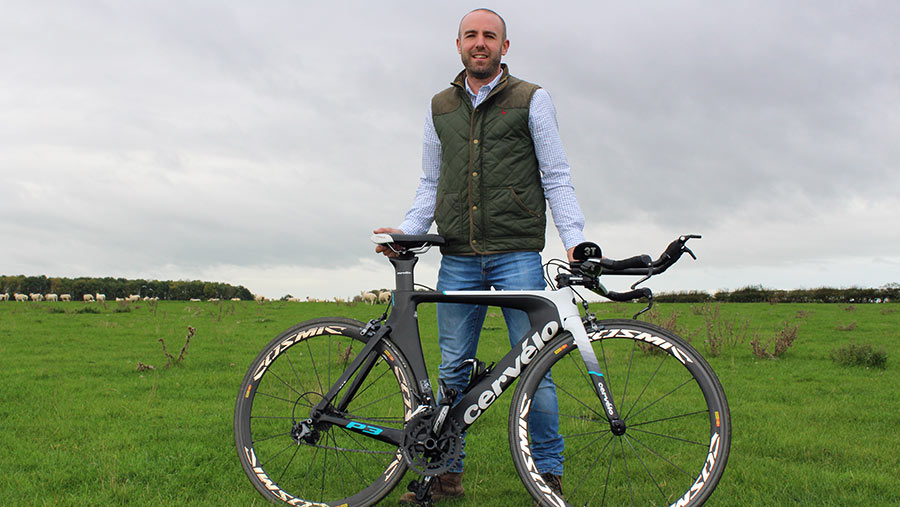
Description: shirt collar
xmin=464 ymin=69 xmax=505 ymax=98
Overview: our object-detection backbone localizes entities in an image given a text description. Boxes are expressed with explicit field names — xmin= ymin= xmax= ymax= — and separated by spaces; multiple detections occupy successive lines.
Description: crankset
xmin=400 ymin=411 xmax=463 ymax=476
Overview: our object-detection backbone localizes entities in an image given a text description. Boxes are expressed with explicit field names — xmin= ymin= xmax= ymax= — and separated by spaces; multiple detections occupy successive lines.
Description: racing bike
xmin=234 ymin=233 xmax=731 ymax=506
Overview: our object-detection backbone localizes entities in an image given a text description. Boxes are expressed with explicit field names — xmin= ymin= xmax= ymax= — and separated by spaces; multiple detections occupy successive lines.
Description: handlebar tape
xmin=605 ymin=288 xmax=652 ymax=302
xmin=600 ymin=255 xmax=652 ymax=271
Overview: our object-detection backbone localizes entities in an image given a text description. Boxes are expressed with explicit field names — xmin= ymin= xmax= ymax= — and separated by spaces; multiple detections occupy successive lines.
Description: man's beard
xmin=463 ymin=52 xmax=501 ymax=79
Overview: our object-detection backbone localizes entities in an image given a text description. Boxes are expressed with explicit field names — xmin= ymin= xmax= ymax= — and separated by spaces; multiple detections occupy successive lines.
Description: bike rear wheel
xmin=510 ymin=319 xmax=731 ymax=507
xmin=234 ymin=317 xmax=415 ymax=506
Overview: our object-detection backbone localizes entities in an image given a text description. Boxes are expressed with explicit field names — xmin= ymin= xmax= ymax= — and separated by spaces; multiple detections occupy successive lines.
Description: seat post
xmin=388 ymin=255 xmax=418 ymax=292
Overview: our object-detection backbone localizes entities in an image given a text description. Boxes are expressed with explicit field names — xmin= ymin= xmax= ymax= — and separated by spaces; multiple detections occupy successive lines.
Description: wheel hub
xmin=610 ymin=418 xmax=627 ymax=436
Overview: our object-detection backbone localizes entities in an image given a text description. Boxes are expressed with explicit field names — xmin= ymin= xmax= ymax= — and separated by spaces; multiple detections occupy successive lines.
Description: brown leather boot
xmin=398 ymin=471 xmax=465 ymax=504
xmin=533 ymin=473 xmax=564 ymax=506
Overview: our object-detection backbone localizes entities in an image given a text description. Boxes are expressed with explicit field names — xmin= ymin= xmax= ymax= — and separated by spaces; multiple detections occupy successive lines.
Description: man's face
xmin=456 ymin=10 xmax=509 ymax=80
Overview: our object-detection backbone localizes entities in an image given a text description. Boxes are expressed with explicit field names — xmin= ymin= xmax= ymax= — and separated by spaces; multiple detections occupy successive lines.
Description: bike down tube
xmin=420 ymin=289 xmax=624 ymax=429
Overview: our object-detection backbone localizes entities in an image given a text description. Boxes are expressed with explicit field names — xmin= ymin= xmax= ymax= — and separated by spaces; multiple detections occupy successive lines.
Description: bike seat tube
xmin=389 ymin=255 xmax=419 ymax=292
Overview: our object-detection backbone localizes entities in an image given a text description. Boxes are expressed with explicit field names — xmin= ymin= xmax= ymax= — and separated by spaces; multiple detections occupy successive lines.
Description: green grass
xmin=1 ymin=300 xmax=898 ymax=505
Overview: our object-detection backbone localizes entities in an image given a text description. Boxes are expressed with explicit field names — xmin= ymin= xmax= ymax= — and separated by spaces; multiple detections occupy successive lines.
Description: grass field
xmin=1 ymin=299 xmax=897 ymax=505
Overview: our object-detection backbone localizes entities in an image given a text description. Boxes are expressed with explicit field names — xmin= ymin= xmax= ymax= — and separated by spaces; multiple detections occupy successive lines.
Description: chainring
xmin=400 ymin=412 xmax=463 ymax=476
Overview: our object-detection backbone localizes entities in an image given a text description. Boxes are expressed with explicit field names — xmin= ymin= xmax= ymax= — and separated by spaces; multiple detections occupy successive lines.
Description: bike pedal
xmin=406 ymin=480 xmax=434 ymax=506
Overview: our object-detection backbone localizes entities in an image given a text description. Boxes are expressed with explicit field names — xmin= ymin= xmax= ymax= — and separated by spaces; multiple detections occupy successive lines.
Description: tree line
xmin=655 ymin=284 xmax=899 ymax=304
xmin=1 ymin=275 xmax=253 ymax=301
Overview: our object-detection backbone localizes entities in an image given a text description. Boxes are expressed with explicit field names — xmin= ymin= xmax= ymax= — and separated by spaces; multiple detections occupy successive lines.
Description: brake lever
xmin=684 ymin=245 xmax=697 ymax=260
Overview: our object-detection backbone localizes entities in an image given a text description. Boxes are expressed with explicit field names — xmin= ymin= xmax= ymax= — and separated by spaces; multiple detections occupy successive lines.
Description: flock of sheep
xmin=2 ymin=293 xmax=158 ymax=302
xmin=1 ymin=291 xmax=392 ymax=304
xmin=267 ymin=291 xmax=392 ymax=304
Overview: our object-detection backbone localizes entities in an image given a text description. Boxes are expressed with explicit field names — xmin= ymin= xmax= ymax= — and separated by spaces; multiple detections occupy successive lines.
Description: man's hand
xmin=373 ymin=227 xmax=404 ymax=257
xmin=567 ymin=246 xmax=576 ymax=263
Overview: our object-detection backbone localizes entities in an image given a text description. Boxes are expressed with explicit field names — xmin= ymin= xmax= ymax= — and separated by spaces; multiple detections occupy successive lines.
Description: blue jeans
xmin=436 ymin=251 xmax=564 ymax=476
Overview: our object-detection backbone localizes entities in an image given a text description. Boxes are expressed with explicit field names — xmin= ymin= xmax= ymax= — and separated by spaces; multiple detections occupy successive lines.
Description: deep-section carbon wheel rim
xmin=510 ymin=319 xmax=731 ymax=507
xmin=235 ymin=318 xmax=415 ymax=506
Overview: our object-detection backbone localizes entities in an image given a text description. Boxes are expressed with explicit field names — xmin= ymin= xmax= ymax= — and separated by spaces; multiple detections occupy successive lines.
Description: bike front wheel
xmin=234 ymin=317 xmax=415 ymax=506
xmin=510 ymin=319 xmax=731 ymax=507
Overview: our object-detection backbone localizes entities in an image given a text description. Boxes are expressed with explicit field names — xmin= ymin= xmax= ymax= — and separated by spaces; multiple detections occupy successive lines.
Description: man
xmin=375 ymin=8 xmax=586 ymax=504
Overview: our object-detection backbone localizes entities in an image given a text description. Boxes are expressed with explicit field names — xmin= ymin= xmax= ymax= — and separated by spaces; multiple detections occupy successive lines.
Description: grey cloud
xmin=2 ymin=1 xmax=898 ymax=296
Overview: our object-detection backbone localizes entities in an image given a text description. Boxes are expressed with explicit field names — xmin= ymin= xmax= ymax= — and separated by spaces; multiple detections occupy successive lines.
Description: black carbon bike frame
xmin=306 ymin=253 xmax=619 ymax=448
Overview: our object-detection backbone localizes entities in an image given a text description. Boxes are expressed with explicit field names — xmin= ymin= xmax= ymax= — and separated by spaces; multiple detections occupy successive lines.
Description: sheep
xmin=83 ymin=294 xmax=95 ymax=302
xmin=230 ymin=298 xmax=241 ymax=301
xmin=116 ymin=297 xmax=125 ymax=302
xmin=0 ymin=293 xmax=9 ymax=301
xmin=190 ymin=298 xmax=201 ymax=302
xmin=60 ymin=294 xmax=71 ymax=302
xmin=378 ymin=290 xmax=391 ymax=304
xmin=334 ymin=297 xmax=345 ymax=304
xmin=30 ymin=293 xmax=44 ymax=302
xmin=45 ymin=293 xmax=59 ymax=302
xmin=127 ymin=294 xmax=140 ymax=302
xmin=361 ymin=291 xmax=376 ymax=304
xmin=96 ymin=293 xmax=106 ymax=302
xmin=15 ymin=293 xmax=28 ymax=302
xmin=209 ymin=298 xmax=220 ymax=302
xmin=254 ymin=294 xmax=267 ymax=302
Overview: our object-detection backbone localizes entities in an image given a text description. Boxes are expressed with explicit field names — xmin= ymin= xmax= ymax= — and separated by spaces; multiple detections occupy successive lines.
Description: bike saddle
xmin=371 ymin=233 xmax=445 ymax=250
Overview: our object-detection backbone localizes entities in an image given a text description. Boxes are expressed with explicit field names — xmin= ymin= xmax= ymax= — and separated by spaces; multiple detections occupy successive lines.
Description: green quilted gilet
xmin=431 ymin=65 xmax=546 ymax=255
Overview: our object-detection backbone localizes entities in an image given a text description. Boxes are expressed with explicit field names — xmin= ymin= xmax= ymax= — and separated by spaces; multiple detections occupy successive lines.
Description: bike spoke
xmin=628 ymin=425 xmax=706 ymax=446
xmin=327 ymin=334 xmax=333 ymax=394
xmin=554 ymin=378 xmax=607 ymax=422
xmin=623 ymin=434 xmax=668 ymax=502
xmin=601 ymin=435 xmax=615 ymax=506
xmin=628 ymin=408 xmax=709 ymax=429
xmin=344 ymin=365 xmax=395 ymax=409
xmin=258 ymin=438 xmax=298 ymax=469
xmin=263 ymin=368 xmax=307 ymax=400
xmin=254 ymin=389 xmax=312 ymax=408
xmin=346 ymin=390 xmax=403 ymax=418
xmin=623 ymin=376 xmax=696 ymax=423
xmin=284 ymin=350 xmax=309 ymax=398
xmin=565 ymin=431 xmax=611 ymax=461
xmin=251 ymin=429 xmax=292 ymax=444
xmin=627 ymin=431 xmax=694 ymax=478
xmin=570 ymin=432 xmax=614 ymax=500
xmin=327 ymin=429 xmax=351 ymax=500
xmin=622 ymin=354 xmax=667 ymax=421
xmin=307 ymin=339 xmax=325 ymax=395
xmin=300 ymin=441 xmax=321 ymax=500
xmin=618 ymin=437 xmax=636 ymax=506
xmin=275 ymin=441 xmax=303 ymax=486
xmin=621 ymin=339 xmax=637 ymax=413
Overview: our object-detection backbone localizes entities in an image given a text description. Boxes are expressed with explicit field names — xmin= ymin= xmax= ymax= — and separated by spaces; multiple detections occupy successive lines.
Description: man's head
xmin=457 ymin=8 xmax=509 ymax=81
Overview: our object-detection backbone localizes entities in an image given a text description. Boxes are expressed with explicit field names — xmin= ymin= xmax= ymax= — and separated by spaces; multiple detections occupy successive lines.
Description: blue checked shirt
xmin=399 ymin=72 xmax=587 ymax=251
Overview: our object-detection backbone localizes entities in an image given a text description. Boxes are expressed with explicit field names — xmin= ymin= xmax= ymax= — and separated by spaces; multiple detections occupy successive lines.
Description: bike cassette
xmin=400 ymin=412 xmax=463 ymax=476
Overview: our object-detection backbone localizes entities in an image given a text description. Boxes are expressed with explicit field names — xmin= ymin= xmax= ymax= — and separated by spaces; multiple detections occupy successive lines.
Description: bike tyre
xmin=234 ymin=317 xmax=415 ymax=506
xmin=509 ymin=319 xmax=731 ymax=507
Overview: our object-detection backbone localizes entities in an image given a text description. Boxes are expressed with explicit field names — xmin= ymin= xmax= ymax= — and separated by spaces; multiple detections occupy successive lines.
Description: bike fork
xmin=564 ymin=315 xmax=625 ymax=432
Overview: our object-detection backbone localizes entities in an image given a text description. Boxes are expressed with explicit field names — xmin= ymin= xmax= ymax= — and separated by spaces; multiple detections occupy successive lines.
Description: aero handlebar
xmin=563 ymin=234 xmax=701 ymax=312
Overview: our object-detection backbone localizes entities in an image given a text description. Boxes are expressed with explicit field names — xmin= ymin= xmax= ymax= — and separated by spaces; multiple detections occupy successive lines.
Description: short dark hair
xmin=459 ymin=8 xmax=507 ymax=41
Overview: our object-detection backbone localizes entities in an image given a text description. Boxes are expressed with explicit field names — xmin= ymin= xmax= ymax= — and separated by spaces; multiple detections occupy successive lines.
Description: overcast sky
xmin=2 ymin=1 xmax=898 ymax=299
